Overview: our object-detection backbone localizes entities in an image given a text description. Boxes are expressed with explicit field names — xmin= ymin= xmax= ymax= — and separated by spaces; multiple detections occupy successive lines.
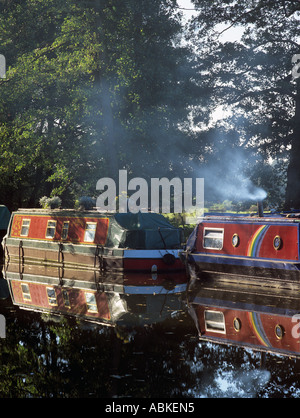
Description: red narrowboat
xmin=3 ymin=209 xmax=184 ymax=273
xmin=181 ymin=210 xmax=300 ymax=288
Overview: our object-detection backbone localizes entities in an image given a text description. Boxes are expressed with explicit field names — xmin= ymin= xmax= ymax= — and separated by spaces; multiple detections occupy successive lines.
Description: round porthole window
xmin=233 ymin=317 xmax=241 ymax=332
xmin=275 ymin=324 xmax=284 ymax=339
xmin=232 ymin=234 xmax=239 ymax=248
xmin=273 ymin=235 xmax=282 ymax=250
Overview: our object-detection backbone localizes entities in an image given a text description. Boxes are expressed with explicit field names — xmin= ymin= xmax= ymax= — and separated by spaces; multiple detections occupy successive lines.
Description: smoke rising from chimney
xmin=196 ymin=147 xmax=267 ymax=203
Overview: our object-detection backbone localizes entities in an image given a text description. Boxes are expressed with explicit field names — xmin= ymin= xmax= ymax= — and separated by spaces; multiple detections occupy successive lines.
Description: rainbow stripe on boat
xmin=247 ymin=225 xmax=269 ymax=257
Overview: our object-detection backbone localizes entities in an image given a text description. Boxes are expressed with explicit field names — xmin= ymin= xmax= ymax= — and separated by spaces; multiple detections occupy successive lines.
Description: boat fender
xmin=162 ymin=253 xmax=176 ymax=265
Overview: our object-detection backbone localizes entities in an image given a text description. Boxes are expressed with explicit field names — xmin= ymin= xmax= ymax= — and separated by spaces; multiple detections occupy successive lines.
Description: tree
xmin=0 ymin=0 xmax=92 ymax=208
xmin=0 ymin=0 xmax=197 ymax=209
xmin=187 ymin=0 xmax=300 ymax=208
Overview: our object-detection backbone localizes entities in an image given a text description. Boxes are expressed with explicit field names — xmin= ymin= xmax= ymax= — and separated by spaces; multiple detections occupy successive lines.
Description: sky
xmin=177 ymin=0 xmax=244 ymax=42
xmin=177 ymin=0 xmax=244 ymax=122
xmin=177 ymin=0 xmax=196 ymax=21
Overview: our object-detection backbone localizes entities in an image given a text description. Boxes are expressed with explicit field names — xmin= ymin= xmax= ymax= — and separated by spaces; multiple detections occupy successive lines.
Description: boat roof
xmin=11 ymin=209 xmax=182 ymax=249
xmin=202 ymin=212 xmax=300 ymax=223
xmin=12 ymin=209 xmax=178 ymax=228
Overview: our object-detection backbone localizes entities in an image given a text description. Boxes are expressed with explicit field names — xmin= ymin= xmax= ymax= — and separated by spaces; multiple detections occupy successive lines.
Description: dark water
xmin=1 ymin=265 xmax=300 ymax=399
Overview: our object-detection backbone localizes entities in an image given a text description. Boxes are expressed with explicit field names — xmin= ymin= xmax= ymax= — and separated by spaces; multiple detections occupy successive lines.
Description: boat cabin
xmin=183 ymin=213 xmax=300 ymax=287
xmin=3 ymin=209 xmax=184 ymax=272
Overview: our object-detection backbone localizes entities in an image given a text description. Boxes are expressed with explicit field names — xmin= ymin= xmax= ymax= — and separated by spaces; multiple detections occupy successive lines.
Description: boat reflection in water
xmin=3 ymin=261 xmax=188 ymax=329
xmin=186 ymin=268 xmax=300 ymax=359
xmin=5 ymin=255 xmax=300 ymax=359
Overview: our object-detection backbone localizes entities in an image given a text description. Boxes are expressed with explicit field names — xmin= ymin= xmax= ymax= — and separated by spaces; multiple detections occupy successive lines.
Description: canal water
xmin=1 ymin=265 xmax=300 ymax=399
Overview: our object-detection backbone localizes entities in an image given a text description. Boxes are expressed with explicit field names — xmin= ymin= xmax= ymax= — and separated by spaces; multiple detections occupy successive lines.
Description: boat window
xmin=204 ymin=310 xmax=226 ymax=333
xmin=84 ymin=223 xmax=97 ymax=243
xmin=85 ymin=292 xmax=98 ymax=312
xmin=21 ymin=283 xmax=31 ymax=301
xmin=203 ymin=228 xmax=224 ymax=250
xmin=46 ymin=287 xmax=57 ymax=306
xmin=46 ymin=220 xmax=57 ymax=239
xmin=20 ymin=219 xmax=30 ymax=237
xmin=61 ymin=221 xmax=69 ymax=240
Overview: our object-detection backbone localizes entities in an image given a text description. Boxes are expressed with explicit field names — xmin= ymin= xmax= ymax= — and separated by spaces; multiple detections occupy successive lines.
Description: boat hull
xmin=5 ymin=237 xmax=184 ymax=273
xmin=183 ymin=251 xmax=300 ymax=288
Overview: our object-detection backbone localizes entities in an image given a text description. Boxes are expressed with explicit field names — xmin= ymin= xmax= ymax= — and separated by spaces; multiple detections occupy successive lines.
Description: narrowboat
xmin=187 ymin=278 xmax=300 ymax=358
xmin=181 ymin=206 xmax=300 ymax=288
xmin=3 ymin=209 xmax=184 ymax=273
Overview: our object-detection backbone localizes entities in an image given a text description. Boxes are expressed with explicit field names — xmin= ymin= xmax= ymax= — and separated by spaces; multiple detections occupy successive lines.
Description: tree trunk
xmin=284 ymin=77 xmax=300 ymax=210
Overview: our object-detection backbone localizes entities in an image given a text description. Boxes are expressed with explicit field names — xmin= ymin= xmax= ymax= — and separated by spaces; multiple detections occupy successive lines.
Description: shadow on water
xmin=1 ymin=262 xmax=300 ymax=398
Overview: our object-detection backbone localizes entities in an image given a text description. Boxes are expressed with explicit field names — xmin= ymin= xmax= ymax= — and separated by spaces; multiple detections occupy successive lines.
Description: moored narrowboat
xmin=3 ymin=209 xmax=184 ymax=272
xmin=181 ymin=210 xmax=300 ymax=288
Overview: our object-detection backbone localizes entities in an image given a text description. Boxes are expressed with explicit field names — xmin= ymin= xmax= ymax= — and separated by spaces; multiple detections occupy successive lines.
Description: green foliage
xmin=188 ymin=0 xmax=300 ymax=208
xmin=0 ymin=0 xmax=196 ymax=210
xmin=0 ymin=0 xmax=297 ymax=211
xmin=39 ymin=195 xmax=62 ymax=208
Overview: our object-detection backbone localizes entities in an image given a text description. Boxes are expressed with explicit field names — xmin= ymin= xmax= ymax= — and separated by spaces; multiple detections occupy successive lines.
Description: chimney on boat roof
xmin=257 ymin=200 xmax=264 ymax=217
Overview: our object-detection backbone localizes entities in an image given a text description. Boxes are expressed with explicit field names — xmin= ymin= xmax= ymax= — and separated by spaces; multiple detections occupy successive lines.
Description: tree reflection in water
xmin=1 ymin=302 xmax=300 ymax=398
xmin=2 ymin=269 xmax=300 ymax=398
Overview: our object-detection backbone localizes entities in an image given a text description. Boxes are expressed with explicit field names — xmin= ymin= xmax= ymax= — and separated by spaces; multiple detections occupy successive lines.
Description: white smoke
xmin=198 ymin=148 xmax=267 ymax=202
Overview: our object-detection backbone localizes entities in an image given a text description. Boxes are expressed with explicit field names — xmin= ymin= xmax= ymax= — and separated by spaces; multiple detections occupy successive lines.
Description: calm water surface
xmin=1 ymin=265 xmax=300 ymax=399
